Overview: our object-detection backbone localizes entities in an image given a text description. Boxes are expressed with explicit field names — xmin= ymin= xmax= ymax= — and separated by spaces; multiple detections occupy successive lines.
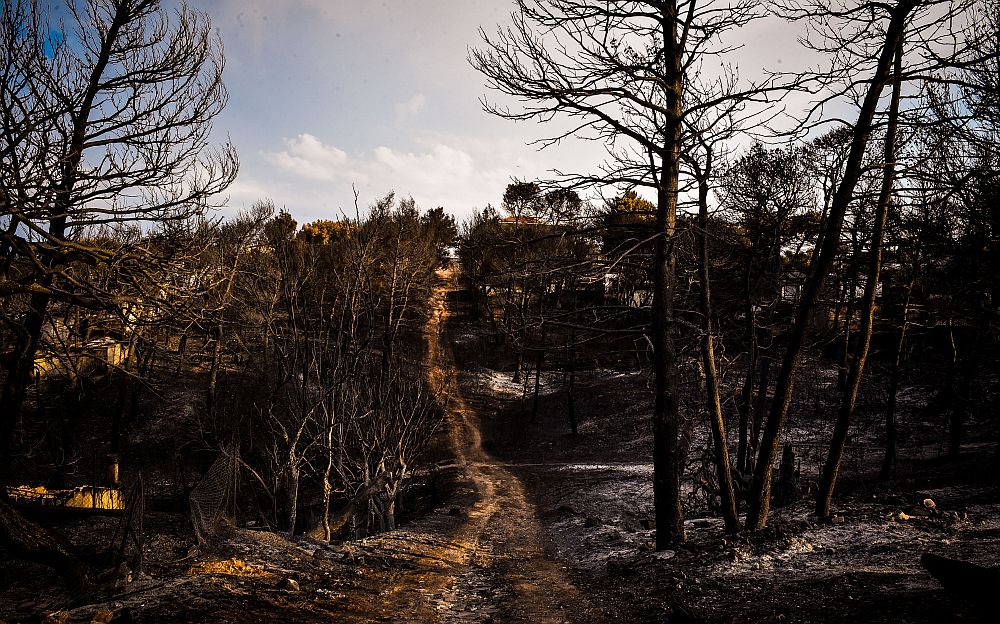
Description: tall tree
xmin=744 ymin=0 xmax=987 ymax=529
xmin=816 ymin=39 xmax=904 ymax=518
xmin=0 ymin=0 xmax=236 ymax=485
xmin=474 ymin=0 xmax=764 ymax=547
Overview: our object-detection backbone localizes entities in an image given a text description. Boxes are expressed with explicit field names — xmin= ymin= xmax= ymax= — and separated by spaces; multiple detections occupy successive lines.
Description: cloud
xmin=368 ymin=143 xmax=489 ymax=210
xmin=255 ymin=133 xmax=529 ymax=218
xmin=265 ymin=134 xmax=351 ymax=181
xmin=394 ymin=94 xmax=427 ymax=122
xmin=374 ymin=143 xmax=473 ymax=180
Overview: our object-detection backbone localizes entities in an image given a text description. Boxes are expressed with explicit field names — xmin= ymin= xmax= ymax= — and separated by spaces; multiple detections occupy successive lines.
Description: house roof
xmin=500 ymin=215 xmax=545 ymax=226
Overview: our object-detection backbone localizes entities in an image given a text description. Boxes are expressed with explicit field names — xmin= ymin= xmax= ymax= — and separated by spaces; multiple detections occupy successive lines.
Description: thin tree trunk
xmin=321 ymin=431 xmax=334 ymax=542
xmin=737 ymin=268 xmax=757 ymax=474
xmin=565 ymin=322 xmax=578 ymax=436
xmin=206 ymin=328 xmax=223 ymax=415
xmin=880 ymin=274 xmax=914 ymax=481
xmin=177 ymin=332 xmax=188 ymax=374
xmin=696 ymin=154 xmax=740 ymax=533
xmin=567 ymin=367 xmax=578 ymax=436
xmin=749 ymin=355 xmax=771 ymax=471
xmin=287 ymin=462 xmax=300 ymax=538
xmin=945 ymin=320 xmax=962 ymax=458
xmin=109 ymin=335 xmax=141 ymax=487
xmin=816 ymin=39 xmax=902 ymax=518
xmin=838 ymin=271 xmax=855 ymax=391
xmin=531 ymin=322 xmax=547 ymax=422
xmin=746 ymin=1 xmax=915 ymax=530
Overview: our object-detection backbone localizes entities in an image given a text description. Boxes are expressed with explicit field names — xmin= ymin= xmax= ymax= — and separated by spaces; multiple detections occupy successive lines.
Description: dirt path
xmin=369 ymin=267 xmax=600 ymax=623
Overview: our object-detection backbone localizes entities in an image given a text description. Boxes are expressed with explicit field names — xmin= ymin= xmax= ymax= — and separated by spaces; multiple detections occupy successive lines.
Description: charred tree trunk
xmin=566 ymin=331 xmax=578 ymax=436
xmin=749 ymin=355 xmax=771 ymax=472
xmin=0 ymin=498 xmax=92 ymax=589
xmin=945 ymin=320 xmax=963 ymax=459
xmin=206 ymin=327 xmax=223 ymax=415
xmin=746 ymin=1 xmax=915 ymax=530
xmin=776 ymin=444 xmax=801 ymax=507
xmin=816 ymin=39 xmax=902 ymax=519
xmin=838 ymin=231 xmax=861 ymax=392
xmin=880 ymin=274 xmax=914 ymax=481
xmin=696 ymin=155 xmax=740 ymax=533
xmin=737 ymin=269 xmax=757 ymax=475
xmin=287 ymin=461 xmax=300 ymax=539
xmin=320 ymin=427 xmax=334 ymax=542
xmin=652 ymin=4 xmax=685 ymax=547
xmin=531 ymin=321 xmax=547 ymax=423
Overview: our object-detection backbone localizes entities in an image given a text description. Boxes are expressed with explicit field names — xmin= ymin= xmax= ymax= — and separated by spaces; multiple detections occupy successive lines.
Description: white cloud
xmin=394 ymin=94 xmax=427 ymax=122
xmin=255 ymin=133 xmax=535 ymax=218
xmin=265 ymin=133 xmax=351 ymax=181
xmin=367 ymin=143 xmax=495 ymax=210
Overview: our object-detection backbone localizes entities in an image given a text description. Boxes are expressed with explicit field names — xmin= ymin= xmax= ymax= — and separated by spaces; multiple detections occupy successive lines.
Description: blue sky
xmin=42 ymin=1 xmax=812 ymax=225
xmin=197 ymin=1 xmax=810 ymax=225
xmin=36 ymin=1 xmax=967 ymax=227
xmin=199 ymin=0 xmax=609 ymax=224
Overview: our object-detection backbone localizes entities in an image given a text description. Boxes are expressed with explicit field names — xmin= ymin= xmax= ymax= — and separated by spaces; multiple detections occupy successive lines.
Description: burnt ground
xmin=2 ymin=269 xmax=999 ymax=623
xmin=0 ymin=269 xmax=601 ymax=623
xmin=462 ymin=352 xmax=1000 ymax=623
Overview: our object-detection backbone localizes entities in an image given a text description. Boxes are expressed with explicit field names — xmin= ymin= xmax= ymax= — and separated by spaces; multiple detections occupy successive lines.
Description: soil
xmin=1 ymin=267 xmax=997 ymax=623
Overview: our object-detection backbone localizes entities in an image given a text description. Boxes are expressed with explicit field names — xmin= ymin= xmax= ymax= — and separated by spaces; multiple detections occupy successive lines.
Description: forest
xmin=1 ymin=0 xmax=998 ymax=622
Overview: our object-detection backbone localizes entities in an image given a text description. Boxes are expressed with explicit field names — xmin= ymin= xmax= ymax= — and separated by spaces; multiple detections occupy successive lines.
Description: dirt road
xmin=370 ymin=267 xmax=600 ymax=623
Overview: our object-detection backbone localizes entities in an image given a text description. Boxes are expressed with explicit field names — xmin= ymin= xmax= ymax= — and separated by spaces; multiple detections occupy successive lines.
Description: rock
xmin=922 ymin=498 xmax=936 ymax=510
xmin=898 ymin=511 xmax=911 ymax=521
xmin=91 ymin=608 xmax=115 ymax=624
xmin=277 ymin=578 xmax=300 ymax=592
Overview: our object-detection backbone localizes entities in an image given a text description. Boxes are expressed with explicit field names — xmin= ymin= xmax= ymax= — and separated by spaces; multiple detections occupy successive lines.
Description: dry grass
xmin=186 ymin=557 xmax=270 ymax=578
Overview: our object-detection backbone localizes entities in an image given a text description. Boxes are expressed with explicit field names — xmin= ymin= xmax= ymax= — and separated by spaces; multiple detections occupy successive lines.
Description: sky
xmin=184 ymin=1 xmax=807 ymax=225
xmin=200 ymin=0 xmax=571 ymax=224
